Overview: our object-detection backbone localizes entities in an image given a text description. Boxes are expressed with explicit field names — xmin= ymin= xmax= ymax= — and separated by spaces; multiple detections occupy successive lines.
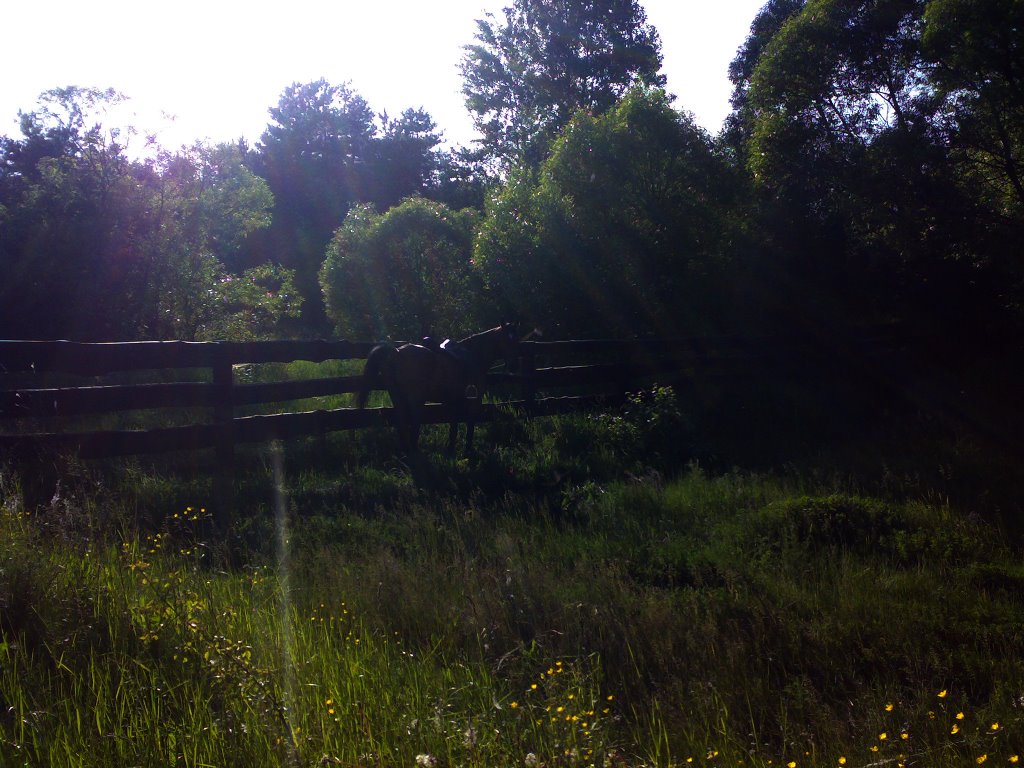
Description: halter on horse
xmin=357 ymin=323 xmax=521 ymax=454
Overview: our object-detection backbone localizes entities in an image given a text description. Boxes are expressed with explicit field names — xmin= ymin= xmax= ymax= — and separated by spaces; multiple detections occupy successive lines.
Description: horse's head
xmin=496 ymin=322 xmax=544 ymax=370
xmin=456 ymin=323 xmax=517 ymax=370
xmin=497 ymin=321 xmax=523 ymax=370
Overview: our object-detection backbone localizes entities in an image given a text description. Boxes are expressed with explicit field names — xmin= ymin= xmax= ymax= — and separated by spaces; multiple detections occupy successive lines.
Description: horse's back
xmin=393 ymin=343 xmax=472 ymax=403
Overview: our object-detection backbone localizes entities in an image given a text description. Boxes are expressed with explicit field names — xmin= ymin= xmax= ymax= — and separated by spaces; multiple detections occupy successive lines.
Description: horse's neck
xmin=455 ymin=329 xmax=502 ymax=369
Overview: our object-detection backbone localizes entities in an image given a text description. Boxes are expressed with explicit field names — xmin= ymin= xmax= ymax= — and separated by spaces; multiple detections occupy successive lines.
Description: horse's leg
xmin=447 ymin=416 xmax=459 ymax=456
xmin=411 ymin=416 xmax=422 ymax=453
xmin=466 ymin=417 xmax=476 ymax=455
xmin=391 ymin=391 xmax=414 ymax=454
xmin=465 ymin=393 xmax=481 ymax=455
xmin=398 ymin=396 xmax=421 ymax=455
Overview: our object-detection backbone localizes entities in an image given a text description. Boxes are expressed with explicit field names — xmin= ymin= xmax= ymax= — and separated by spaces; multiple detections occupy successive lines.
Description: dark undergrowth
xmin=2 ymin=374 xmax=1024 ymax=766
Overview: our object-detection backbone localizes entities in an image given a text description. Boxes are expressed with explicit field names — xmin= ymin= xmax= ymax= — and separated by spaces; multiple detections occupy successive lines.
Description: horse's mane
xmin=456 ymin=324 xmax=509 ymax=346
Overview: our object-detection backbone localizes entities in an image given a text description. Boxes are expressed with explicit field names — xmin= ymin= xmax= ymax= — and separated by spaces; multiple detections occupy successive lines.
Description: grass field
xmin=2 ymin=384 xmax=1023 ymax=767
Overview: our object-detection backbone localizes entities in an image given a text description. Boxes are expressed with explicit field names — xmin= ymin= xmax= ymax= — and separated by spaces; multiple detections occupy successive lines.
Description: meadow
xmin=2 ymin=382 xmax=1023 ymax=767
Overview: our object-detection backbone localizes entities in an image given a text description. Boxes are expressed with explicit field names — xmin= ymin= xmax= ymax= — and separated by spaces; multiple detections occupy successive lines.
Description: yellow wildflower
xmin=991 ymin=723 xmax=1000 ymax=732
xmin=957 ymin=712 xmax=965 ymax=720
xmin=938 ymin=689 xmax=949 ymax=698
xmin=879 ymin=732 xmax=888 ymax=741
xmin=838 ymin=758 xmax=847 ymax=766
xmin=952 ymin=724 xmax=961 ymax=735
xmin=1008 ymin=756 xmax=1019 ymax=764
xmin=885 ymin=703 xmax=894 ymax=712
xmin=977 ymin=756 xmax=988 ymax=765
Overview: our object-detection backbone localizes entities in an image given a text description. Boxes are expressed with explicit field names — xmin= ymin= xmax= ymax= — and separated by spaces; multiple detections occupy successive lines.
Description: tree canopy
xmin=1 ymin=0 xmax=1022 ymax=355
xmin=460 ymin=0 xmax=665 ymax=170
xmin=727 ymin=0 xmax=1022 ymax=337
xmin=320 ymin=198 xmax=480 ymax=340
xmin=0 ymin=88 xmax=301 ymax=341
xmin=474 ymin=88 xmax=742 ymax=337
xmin=245 ymin=80 xmax=444 ymax=331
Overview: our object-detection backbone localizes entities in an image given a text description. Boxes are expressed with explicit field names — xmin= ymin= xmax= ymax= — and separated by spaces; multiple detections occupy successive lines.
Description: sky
xmin=2 ymin=0 xmax=767 ymax=152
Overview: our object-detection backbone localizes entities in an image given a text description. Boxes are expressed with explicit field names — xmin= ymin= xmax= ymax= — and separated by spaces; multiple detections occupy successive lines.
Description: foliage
xmin=460 ymin=0 xmax=665 ymax=170
xmin=0 ymin=89 xmax=293 ymax=341
xmin=731 ymin=0 xmax=1023 ymax=337
xmin=0 ymin=87 xmax=147 ymax=339
xmin=473 ymin=88 xmax=743 ymax=337
xmin=2 ymin=412 xmax=1024 ymax=767
xmin=197 ymin=263 xmax=303 ymax=341
xmin=427 ymin=146 xmax=492 ymax=211
xmin=922 ymin=0 xmax=1024 ymax=219
xmin=723 ymin=0 xmax=806 ymax=161
xmin=593 ymin=385 xmax=691 ymax=466
xmin=141 ymin=143 xmax=299 ymax=340
xmin=320 ymin=197 xmax=482 ymax=339
xmin=245 ymin=80 xmax=444 ymax=330
xmin=0 ymin=0 xmax=1020 ymax=371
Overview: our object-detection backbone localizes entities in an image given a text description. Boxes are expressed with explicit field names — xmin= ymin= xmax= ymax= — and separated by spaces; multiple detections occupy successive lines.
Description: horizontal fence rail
xmin=5 ymin=331 xmax=908 ymax=460
xmin=1 ymin=331 xmax=916 ymax=521
xmin=1 ymin=337 xmax=708 ymax=460
xmin=0 ymin=339 xmax=376 ymax=375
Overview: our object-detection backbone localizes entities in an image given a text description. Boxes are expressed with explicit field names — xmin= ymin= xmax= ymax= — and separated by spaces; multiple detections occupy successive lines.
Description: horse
xmin=356 ymin=323 xmax=521 ymax=454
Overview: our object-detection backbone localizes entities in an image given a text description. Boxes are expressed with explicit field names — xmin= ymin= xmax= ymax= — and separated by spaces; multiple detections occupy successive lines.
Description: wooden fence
xmin=0 ymin=338 xmax=676 ymax=456
xmin=1 ymin=335 xmax=816 ymax=457
xmin=0 ymin=334 xmax=844 ymax=519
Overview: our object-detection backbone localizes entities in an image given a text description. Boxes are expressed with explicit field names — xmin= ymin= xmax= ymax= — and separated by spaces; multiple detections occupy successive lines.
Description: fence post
xmin=212 ymin=345 xmax=236 ymax=528
xmin=521 ymin=344 xmax=537 ymax=409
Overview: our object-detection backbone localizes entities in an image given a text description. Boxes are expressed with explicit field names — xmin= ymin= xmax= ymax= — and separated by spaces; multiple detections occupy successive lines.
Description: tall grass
xmin=2 ymin=387 xmax=1023 ymax=766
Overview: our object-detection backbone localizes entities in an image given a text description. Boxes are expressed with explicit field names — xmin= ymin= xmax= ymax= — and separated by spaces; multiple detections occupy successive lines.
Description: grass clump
xmin=2 ymin=386 xmax=1023 ymax=766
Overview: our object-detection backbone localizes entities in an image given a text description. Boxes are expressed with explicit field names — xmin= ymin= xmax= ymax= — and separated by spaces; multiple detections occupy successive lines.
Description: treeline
xmin=2 ymin=0 xmax=1022 ymax=351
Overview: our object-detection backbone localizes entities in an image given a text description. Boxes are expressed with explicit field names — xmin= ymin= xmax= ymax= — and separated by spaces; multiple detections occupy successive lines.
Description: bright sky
xmin=2 ymin=0 xmax=766 ymax=151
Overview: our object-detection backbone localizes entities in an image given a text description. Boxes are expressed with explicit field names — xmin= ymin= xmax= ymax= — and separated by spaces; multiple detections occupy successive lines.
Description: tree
xmin=246 ymin=80 xmax=377 ymax=330
xmin=730 ymin=0 xmax=1018 ymax=337
xmin=0 ymin=88 xmax=297 ymax=341
xmin=320 ymin=198 xmax=482 ymax=340
xmin=371 ymin=108 xmax=443 ymax=210
xmin=473 ymin=88 xmax=742 ymax=337
xmin=722 ymin=0 xmax=806 ymax=161
xmin=247 ymin=81 xmax=444 ymax=331
xmin=0 ymin=87 xmax=146 ymax=339
xmin=460 ymin=0 xmax=665 ymax=170
xmin=923 ymin=0 xmax=1024 ymax=218
xmin=140 ymin=143 xmax=300 ymax=341
xmin=426 ymin=147 xmax=491 ymax=211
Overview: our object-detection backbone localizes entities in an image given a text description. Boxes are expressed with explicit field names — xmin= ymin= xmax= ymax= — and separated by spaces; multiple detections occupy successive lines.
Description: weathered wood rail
xmin=0 ymin=337 xmax=721 ymax=460
xmin=0 ymin=332 xmax=906 ymax=520
xmin=2 ymin=333 xmax=806 ymax=454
